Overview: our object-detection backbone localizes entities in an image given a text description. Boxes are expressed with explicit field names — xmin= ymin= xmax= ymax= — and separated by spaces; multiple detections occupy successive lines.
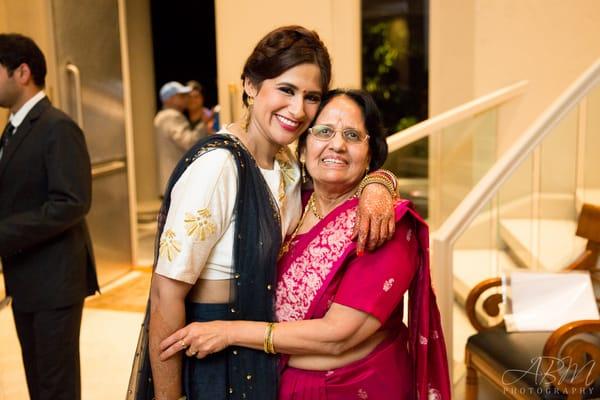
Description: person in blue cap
xmin=155 ymin=81 xmax=209 ymax=196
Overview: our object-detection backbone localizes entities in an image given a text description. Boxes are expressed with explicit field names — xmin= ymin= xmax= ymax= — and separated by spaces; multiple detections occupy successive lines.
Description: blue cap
xmin=159 ymin=81 xmax=192 ymax=102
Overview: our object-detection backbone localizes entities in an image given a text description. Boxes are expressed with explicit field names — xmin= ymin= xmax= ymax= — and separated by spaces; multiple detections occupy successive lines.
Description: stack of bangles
xmin=357 ymin=169 xmax=399 ymax=198
xmin=264 ymin=322 xmax=277 ymax=354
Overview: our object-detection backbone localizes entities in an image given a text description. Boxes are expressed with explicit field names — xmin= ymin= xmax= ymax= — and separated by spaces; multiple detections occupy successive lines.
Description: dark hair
xmin=187 ymin=80 xmax=203 ymax=94
xmin=298 ymin=89 xmax=388 ymax=172
xmin=0 ymin=33 xmax=46 ymax=88
xmin=241 ymin=25 xmax=331 ymax=106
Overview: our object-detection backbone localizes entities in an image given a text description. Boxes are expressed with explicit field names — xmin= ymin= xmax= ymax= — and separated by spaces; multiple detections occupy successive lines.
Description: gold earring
xmin=301 ymin=161 xmax=309 ymax=184
xmin=247 ymin=96 xmax=254 ymax=106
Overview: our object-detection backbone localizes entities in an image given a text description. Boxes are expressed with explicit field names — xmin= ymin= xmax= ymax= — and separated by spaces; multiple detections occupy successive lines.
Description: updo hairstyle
xmin=241 ymin=25 xmax=332 ymax=106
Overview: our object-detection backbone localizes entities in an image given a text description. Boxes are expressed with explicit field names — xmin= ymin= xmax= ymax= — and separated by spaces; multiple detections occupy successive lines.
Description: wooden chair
xmin=464 ymin=204 xmax=600 ymax=400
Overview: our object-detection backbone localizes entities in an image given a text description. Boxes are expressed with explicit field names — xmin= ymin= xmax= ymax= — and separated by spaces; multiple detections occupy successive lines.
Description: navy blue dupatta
xmin=129 ymin=134 xmax=281 ymax=400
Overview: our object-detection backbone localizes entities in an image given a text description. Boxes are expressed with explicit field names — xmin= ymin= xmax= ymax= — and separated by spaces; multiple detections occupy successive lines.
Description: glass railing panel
xmin=496 ymin=151 xmax=537 ymax=270
xmin=453 ymin=195 xmax=500 ymax=298
xmin=537 ymin=106 xmax=581 ymax=271
xmin=581 ymin=83 xmax=600 ymax=207
xmin=452 ymin=194 xmax=505 ymax=368
xmin=452 ymin=155 xmax=534 ymax=369
xmin=430 ymin=108 xmax=498 ymax=229
xmin=383 ymin=137 xmax=429 ymax=218
xmin=385 ymin=108 xmax=498 ymax=226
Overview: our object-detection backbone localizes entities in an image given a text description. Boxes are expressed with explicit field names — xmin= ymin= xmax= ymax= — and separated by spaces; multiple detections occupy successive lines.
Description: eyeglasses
xmin=308 ymin=125 xmax=369 ymax=144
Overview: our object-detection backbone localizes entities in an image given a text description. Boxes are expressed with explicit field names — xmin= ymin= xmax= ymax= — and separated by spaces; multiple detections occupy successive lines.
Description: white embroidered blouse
xmin=154 ymin=131 xmax=301 ymax=283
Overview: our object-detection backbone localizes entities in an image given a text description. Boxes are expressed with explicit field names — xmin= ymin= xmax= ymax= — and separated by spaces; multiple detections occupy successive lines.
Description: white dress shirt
xmin=0 ymin=91 xmax=46 ymax=160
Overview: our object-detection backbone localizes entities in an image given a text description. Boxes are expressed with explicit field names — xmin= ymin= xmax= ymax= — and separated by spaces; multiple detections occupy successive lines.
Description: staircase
xmin=385 ymin=57 xmax=600 ymax=381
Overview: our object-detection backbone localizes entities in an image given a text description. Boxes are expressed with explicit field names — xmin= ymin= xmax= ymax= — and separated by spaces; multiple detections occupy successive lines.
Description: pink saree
xmin=275 ymin=197 xmax=451 ymax=400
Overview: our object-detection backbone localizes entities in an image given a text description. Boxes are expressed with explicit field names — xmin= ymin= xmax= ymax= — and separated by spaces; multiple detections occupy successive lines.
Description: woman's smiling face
xmin=245 ymin=63 xmax=323 ymax=147
xmin=304 ymin=95 xmax=371 ymax=190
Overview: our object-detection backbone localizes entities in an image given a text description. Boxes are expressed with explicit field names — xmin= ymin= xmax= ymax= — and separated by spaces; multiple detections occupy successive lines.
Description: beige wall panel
xmin=430 ymin=0 xmax=600 ymax=151
xmin=430 ymin=0 xmax=600 ymax=210
xmin=473 ymin=0 xmax=600 ymax=153
xmin=215 ymin=0 xmax=360 ymax=125
xmin=0 ymin=1 xmax=7 ymax=30
xmin=124 ymin=0 xmax=158 ymax=202
xmin=429 ymin=0 xmax=475 ymax=115
xmin=0 ymin=0 xmax=59 ymax=123
xmin=584 ymin=86 xmax=600 ymax=189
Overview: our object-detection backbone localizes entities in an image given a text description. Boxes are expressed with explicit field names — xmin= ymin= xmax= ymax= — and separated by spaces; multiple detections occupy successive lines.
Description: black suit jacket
xmin=0 ymin=97 xmax=99 ymax=312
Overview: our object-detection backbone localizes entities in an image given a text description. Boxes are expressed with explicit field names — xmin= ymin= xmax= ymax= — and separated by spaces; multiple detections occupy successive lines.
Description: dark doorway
xmin=362 ymin=0 xmax=429 ymax=216
xmin=362 ymin=0 xmax=428 ymax=133
xmin=150 ymin=0 xmax=218 ymax=109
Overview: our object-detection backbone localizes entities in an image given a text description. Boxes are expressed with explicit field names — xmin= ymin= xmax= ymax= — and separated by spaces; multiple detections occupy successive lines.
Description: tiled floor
xmin=0 ymin=302 xmax=144 ymax=399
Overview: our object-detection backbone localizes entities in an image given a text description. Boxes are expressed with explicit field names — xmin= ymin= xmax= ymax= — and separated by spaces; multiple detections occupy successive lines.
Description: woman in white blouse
xmin=147 ymin=26 xmax=397 ymax=400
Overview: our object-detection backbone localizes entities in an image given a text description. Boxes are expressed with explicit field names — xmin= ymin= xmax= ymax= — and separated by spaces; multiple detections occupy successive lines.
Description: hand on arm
xmin=149 ymin=274 xmax=192 ymax=400
xmin=159 ymin=303 xmax=381 ymax=361
xmin=353 ymin=170 xmax=399 ymax=254
xmin=160 ymin=218 xmax=418 ymax=363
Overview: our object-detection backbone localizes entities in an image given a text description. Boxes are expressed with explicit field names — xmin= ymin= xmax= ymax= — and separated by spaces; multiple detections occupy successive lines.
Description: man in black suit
xmin=0 ymin=33 xmax=99 ymax=400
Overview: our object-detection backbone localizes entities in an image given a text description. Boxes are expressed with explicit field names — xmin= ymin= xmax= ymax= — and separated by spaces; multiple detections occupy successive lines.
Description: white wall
xmin=430 ymin=0 xmax=600 ymax=154
xmin=214 ymin=0 xmax=361 ymax=125
xmin=429 ymin=0 xmax=475 ymax=116
xmin=429 ymin=0 xmax=600 ymax=232
xmin=474 ymin=0 xmax=600 ymax=153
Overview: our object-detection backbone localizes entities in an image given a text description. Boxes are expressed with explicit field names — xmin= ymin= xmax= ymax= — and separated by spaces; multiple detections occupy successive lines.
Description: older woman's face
xmin=304 ymin=95 xmax=370 ymax=190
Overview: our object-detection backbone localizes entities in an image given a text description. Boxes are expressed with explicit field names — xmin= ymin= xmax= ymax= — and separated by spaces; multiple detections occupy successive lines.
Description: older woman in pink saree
xmin=160 ymin=89 xmax=451 ymax=399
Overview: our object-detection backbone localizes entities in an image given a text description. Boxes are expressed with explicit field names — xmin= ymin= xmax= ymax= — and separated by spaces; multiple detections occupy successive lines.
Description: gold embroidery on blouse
xmin=159 ymin=229 xmax=181 ymax=262
xmin=184 ymin=208 xmax=217 ymax=241
xmin=274 ymin=147 xmax=298 ymax=219
xmin=275 ymin=149 xmax=296 ymax=188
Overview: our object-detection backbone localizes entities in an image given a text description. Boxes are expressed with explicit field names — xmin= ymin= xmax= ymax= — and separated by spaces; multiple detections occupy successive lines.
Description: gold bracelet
xmin=267 ymin=323 xmax=276 ymax=354
xmin=264 ymin=322 xmax=274 ymax=354
xmin=372 ymin=169 xmax=398 ymax=190
xmin=357 ymin=175 xmax=397 ymax=199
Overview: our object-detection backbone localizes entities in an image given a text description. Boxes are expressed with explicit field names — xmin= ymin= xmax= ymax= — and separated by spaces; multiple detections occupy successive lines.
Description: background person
xmin=154 ymin=80 xmax=209 ymax=195
xmin=0 ymin=33 xmax=98 ymax=400
xmin=186 ymin=80 xmax=214 ymax=132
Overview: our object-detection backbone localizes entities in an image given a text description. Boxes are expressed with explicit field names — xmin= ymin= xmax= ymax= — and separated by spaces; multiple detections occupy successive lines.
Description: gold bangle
xmin=372 ymin=169 xmax=398 ymax=190
xmin=267 ymin=323 xmax=276 ymax=354
xmin=264 ymin=322 xmax=274 ymax=354
xmin=357 ymin=175 xmax=397 ymax=199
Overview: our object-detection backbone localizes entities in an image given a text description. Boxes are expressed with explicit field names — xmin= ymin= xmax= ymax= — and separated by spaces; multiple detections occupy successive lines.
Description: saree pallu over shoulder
xmin=276 ymin=198 xmax=451 ymax=400
xmin=128 ymin=134 xmax=281 ymax=400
